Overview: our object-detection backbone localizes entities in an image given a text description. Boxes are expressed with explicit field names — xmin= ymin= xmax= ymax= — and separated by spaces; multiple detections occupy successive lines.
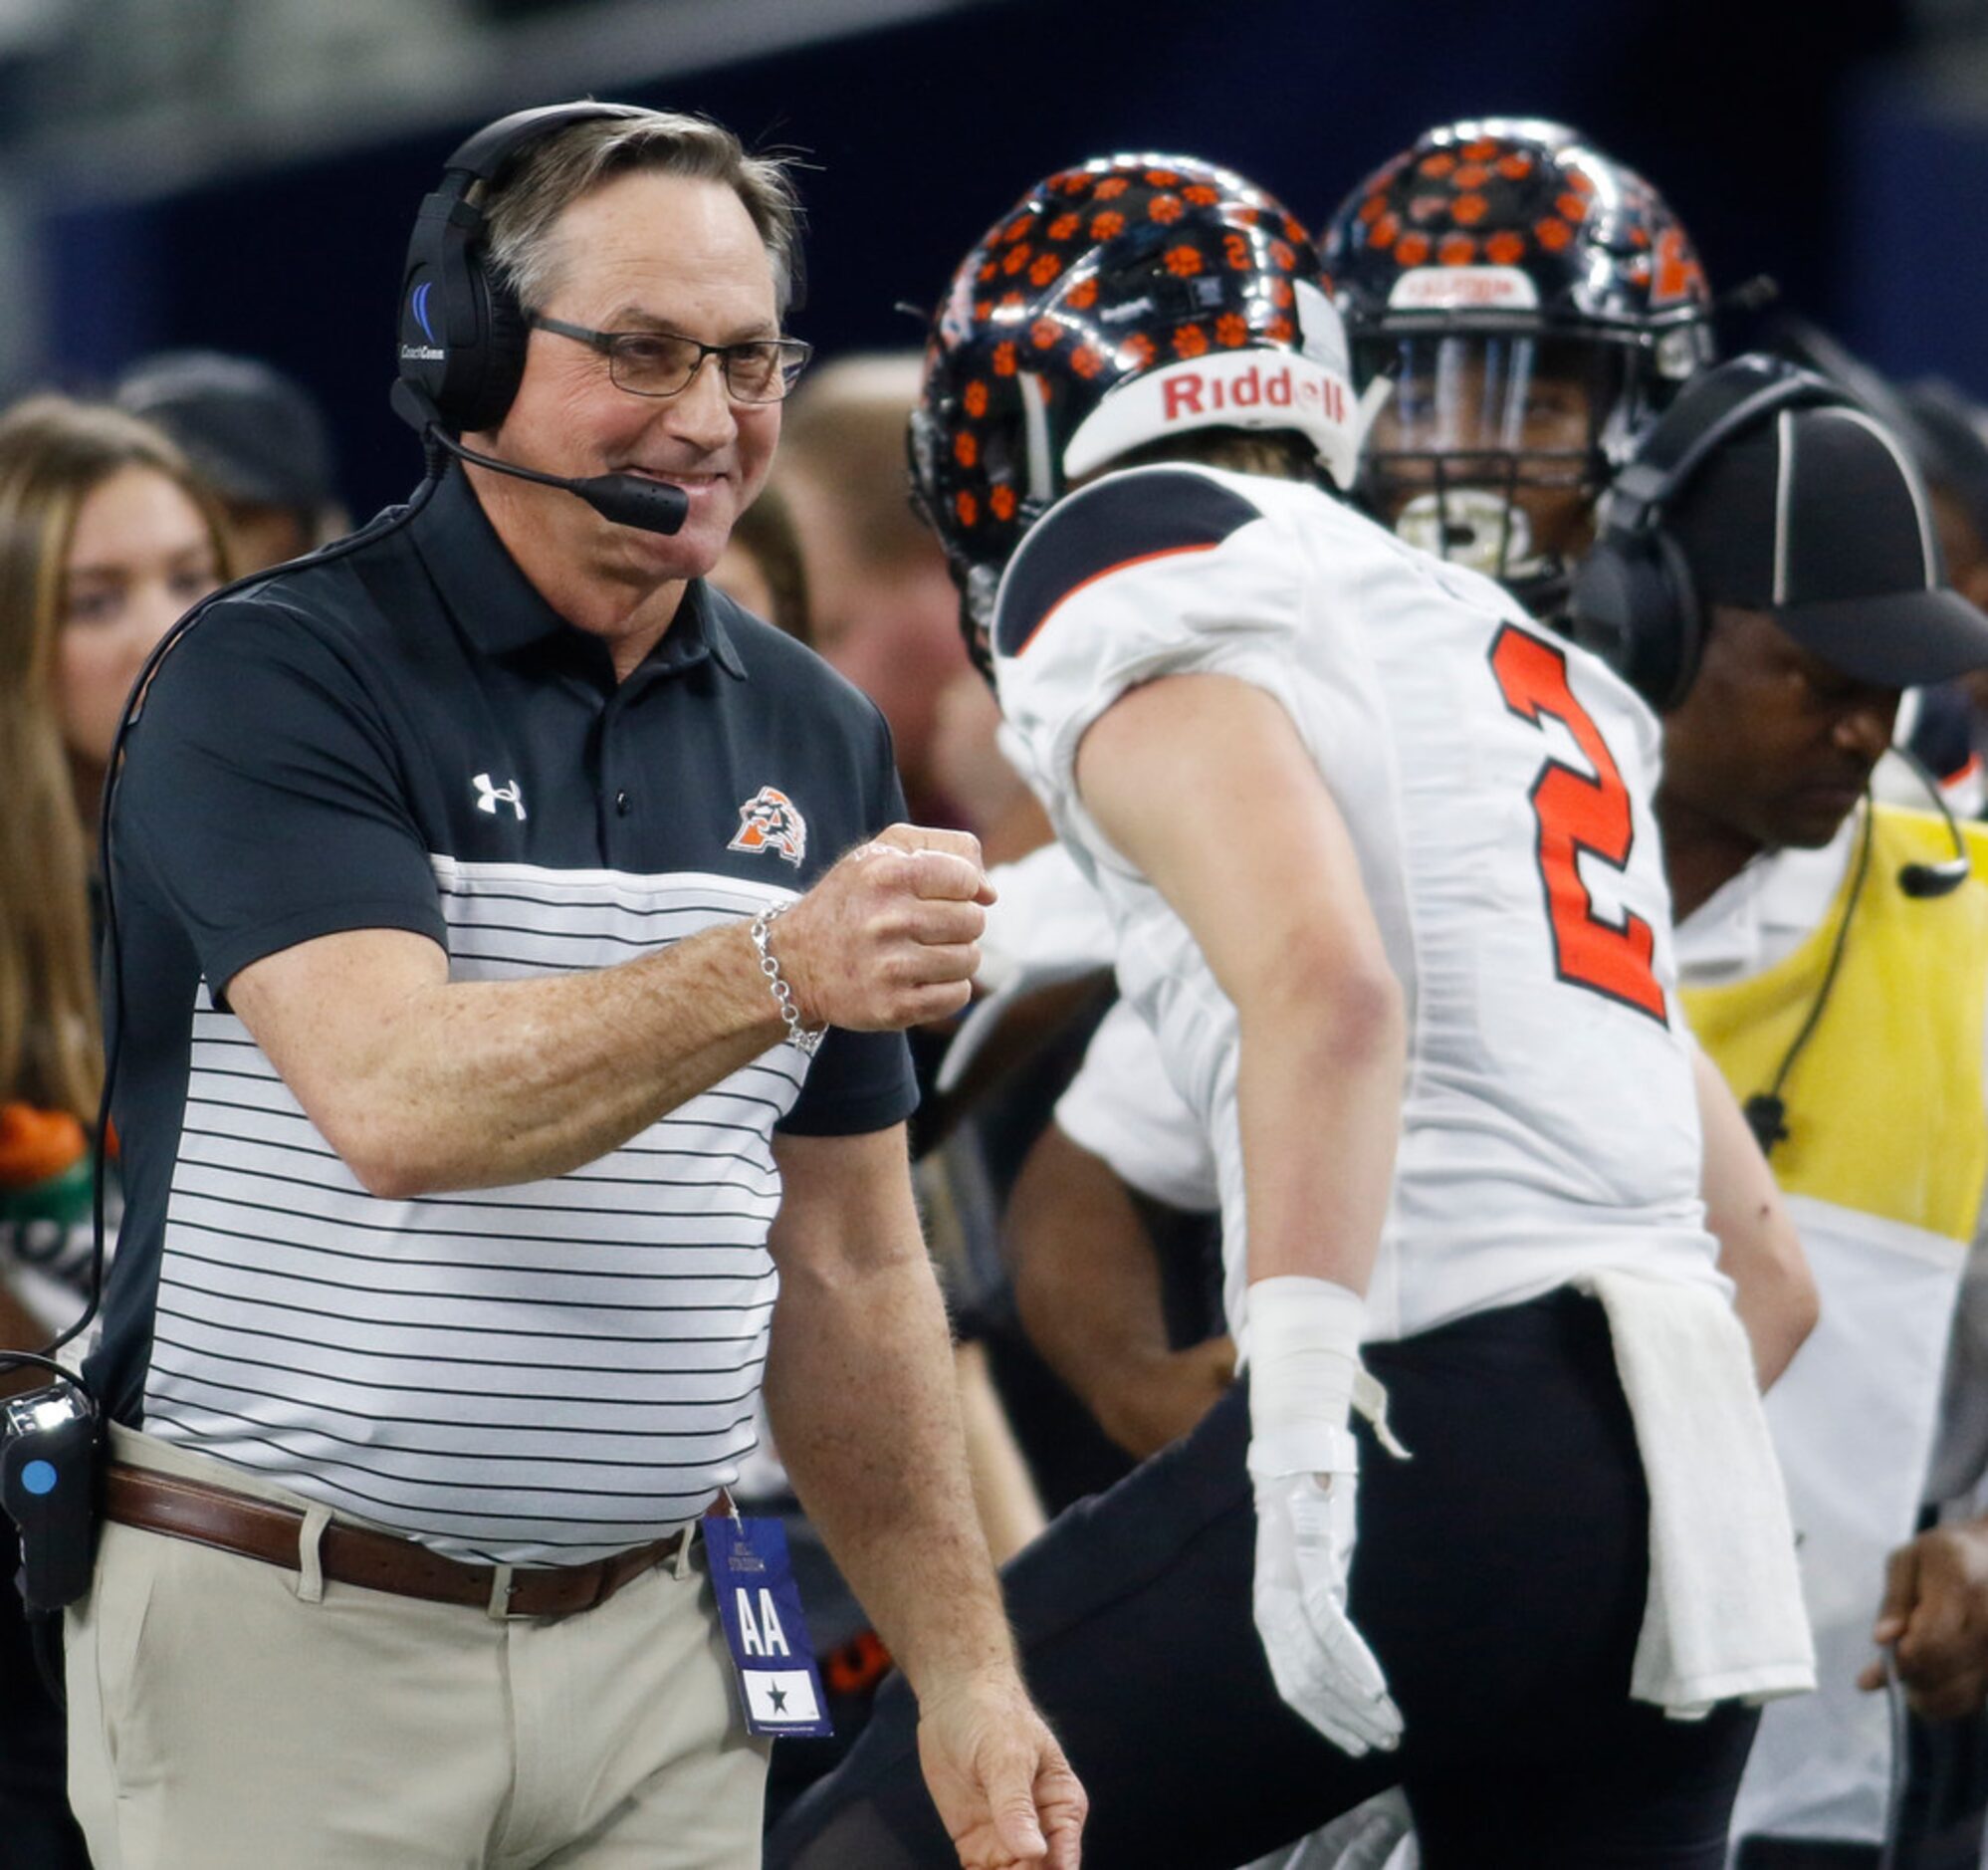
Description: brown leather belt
xmin=103 ymin=1463 xmax=692 ymax=1619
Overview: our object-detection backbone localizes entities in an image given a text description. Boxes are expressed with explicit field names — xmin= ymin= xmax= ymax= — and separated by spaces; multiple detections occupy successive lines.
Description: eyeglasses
xmin=528 ymin=314 xmax=813 ymax=404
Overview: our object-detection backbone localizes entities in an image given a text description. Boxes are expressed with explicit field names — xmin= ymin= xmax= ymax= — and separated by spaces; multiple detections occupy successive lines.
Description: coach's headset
xmin=1566 ymin=352 xmax=1972 ymax=1154
xmin=389 ymin=100 xmax=692 ymax=535
xmin=0 ymin=103 xmax=701 ymax=1629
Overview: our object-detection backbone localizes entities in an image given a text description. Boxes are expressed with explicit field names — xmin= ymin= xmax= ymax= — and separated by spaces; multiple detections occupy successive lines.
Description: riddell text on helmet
xmin=1160 ymin=361 xmax=1346 ymax=424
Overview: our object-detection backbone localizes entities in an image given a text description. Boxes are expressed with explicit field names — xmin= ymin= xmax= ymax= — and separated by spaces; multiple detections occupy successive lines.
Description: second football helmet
xmin=1322 ymin=117 xmax=1714 ymax=606
xmin=912 ymin=154 xmax=1361 ymax=670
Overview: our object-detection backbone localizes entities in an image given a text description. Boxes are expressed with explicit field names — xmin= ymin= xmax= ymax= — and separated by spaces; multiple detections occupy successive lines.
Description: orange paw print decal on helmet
xmin=912 ymin=151 xmax=1336 ymax=674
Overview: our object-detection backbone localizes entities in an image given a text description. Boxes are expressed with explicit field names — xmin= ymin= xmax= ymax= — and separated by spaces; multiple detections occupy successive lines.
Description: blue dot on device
xmin=21 ymin=1460 xmax=58 ymax=1496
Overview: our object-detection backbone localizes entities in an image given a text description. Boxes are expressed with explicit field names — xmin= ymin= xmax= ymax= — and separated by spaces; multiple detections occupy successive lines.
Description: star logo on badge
xmin=768 ymin=1683 xmax=789 ymax=1714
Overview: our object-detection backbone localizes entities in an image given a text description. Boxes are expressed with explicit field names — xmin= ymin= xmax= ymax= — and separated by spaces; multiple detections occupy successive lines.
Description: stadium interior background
xmin=0 ymin=0 xmax=1971 ymax=541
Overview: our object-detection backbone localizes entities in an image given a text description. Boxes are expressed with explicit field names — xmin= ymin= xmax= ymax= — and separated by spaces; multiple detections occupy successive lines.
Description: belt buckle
xmin=486 ymin=1562 xmax=530 ymax=1622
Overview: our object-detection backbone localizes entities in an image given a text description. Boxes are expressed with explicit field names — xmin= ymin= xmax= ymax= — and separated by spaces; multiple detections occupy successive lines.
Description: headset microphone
xmin=1741 ymin=755 xmax=1972 ymax=1156
xmin=388 ymin=380 xmax=689 ymax=538
xmin=1891 ymin=745 xmax=1972 ymax=899
xmin=1900 ymin=851 xmax=1971 ymax=900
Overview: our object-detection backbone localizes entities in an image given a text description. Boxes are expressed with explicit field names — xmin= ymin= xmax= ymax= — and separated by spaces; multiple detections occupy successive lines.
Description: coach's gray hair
xmin=481 ymin=110 xmax=802 ymax=318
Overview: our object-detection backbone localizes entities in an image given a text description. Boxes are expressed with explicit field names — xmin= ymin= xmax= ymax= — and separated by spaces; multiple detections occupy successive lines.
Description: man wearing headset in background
xmin=61 ymin=102 xmax=1081 ymax=1870
xmin=1576 ymin=361 xmax=1988 ymax=1867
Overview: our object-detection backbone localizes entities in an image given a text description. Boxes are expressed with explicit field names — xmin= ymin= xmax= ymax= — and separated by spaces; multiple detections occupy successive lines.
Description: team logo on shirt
xmin=472 ymin=773 xmax=527 ymax=820
xmin=729 ymin=786 xmax=807 ymax=866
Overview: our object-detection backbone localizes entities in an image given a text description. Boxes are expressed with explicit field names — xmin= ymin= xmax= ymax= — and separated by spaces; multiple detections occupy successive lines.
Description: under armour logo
xmin=473 ymin=773 xmax=527 ymax=820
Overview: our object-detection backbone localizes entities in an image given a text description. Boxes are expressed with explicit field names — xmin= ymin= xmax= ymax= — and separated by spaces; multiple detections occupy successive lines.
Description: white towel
xmin=1574 ymin=1268 xmax=1816 ymax=1718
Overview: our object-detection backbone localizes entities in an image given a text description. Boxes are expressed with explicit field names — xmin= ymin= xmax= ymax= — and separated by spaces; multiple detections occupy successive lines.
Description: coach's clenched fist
xmin=769 ymin=825 xmax=995 ymax=1032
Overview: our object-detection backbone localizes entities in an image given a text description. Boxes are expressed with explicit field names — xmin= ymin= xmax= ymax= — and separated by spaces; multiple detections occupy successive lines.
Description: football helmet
xmin=912 ymin=154 xmax=1361 ymax=670
xmin=1321 ymin=117 xmax=1714 ymax=607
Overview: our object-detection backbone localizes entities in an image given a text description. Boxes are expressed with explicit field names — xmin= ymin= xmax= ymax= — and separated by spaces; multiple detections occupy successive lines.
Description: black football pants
xmin=767 ymin=1288 xmax=1760 ymax=1869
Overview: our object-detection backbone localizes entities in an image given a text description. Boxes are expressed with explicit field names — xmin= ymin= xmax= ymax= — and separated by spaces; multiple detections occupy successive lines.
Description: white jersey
xmin=993 ymin=463 xmax=1725 ymax=1347
xmin=1056 ymin=997 xmax=1218 ymax=1216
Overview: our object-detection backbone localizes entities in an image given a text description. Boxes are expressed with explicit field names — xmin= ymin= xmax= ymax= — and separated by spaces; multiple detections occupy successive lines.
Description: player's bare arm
xmin=1073 ymin=671 xmax=1405 ymax=1295
xmin=226 ymin=824 xmax=991 ymax=1197
xmin=1006 ymin=1120 xmax=1234 ymax=1460
xmin=1692 ymin=1047 xmax=1818 ymax=1389
xmin=1076 ymin=667 xmax=1407 ymax=1759
xmin=764 ymin=1123 xmax=1085 ymax=1870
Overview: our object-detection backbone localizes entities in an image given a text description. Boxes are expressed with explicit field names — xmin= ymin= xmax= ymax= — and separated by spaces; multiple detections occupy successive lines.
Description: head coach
xmin=60 ymin=102 xmax=1081 ymax=1869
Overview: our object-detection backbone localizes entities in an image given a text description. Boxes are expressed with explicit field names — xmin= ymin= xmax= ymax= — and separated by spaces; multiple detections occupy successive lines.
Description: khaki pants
xmin=67 ymin=1428 xmax=769 ymax=1869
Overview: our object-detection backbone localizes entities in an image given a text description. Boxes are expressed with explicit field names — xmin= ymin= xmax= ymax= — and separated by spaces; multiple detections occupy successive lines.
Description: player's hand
xmin=773 ymin=826 xmax=996 ymax=1032
xmin=1251 ymin=1466 xmax=1402 ymax=1756
xmin=1095 ymin=1336 xmax=1237 ymax=1461
xmin=1858 ymin=1519 xmax=1988 ymax=1721
xmin=915 ymin=1668 xmax=1086 ymax=1869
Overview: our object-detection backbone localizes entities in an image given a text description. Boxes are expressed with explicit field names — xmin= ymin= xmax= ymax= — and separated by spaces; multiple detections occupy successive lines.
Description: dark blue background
xmin=35 ymin=0 xmax=1956 ymax=519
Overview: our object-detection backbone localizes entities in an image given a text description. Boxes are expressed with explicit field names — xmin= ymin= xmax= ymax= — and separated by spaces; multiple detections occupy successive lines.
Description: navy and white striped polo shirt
xmin=91 ymin=464 xmax=917 ymax=1565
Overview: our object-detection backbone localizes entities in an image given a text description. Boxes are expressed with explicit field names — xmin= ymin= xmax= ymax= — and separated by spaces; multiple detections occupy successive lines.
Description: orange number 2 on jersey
xmin=1488 ymin=623 xmax=1667 ymax=1024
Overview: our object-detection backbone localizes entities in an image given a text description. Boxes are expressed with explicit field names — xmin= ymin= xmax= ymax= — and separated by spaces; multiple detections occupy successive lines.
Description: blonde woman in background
xmin=0 ymin=393 xmax=230 ymax=1870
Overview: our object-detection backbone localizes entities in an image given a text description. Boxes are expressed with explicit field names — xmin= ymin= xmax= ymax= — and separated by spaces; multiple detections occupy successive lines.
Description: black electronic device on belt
xmin=1 ymin=1367 xmax=102 ymax=1614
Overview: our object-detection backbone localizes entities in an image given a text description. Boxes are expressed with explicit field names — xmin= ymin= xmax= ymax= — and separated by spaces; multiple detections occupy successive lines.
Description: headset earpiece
xmin=459 ymin=271 xmax=531 ymax=435
xmin=396 ymin=102 xmax=647 ymax=437
xmin=1569 ymin=523 xmax=1705 ymax=712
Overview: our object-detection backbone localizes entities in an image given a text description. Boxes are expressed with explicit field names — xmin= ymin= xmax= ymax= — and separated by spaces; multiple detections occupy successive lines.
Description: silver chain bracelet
xmin=749 ymin=903 xmax=827 ymax=1056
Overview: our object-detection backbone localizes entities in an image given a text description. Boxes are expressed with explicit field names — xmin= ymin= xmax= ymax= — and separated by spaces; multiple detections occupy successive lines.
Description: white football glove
xmin=1244 ymin=1276 xmax=1407 ymax=1757
xmin=1250 ymin=1461 xmax=1401 ymax=1756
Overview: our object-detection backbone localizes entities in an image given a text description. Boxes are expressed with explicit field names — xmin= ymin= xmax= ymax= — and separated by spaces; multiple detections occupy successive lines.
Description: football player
xmin=1002 ymin=118 xmax=1727 ymax=1470
xmin=768 ymin=154 xmax=1814 ymax=1870
xmin=1326 ymin=117 xmax=1714 ymax=610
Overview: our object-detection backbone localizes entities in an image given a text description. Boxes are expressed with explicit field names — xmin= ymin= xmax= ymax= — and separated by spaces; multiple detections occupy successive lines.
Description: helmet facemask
xmin=1323 ymin=117 xmax=1716 ymax=615
xmin=1357 ymin=329 xmax=1652 ymax=603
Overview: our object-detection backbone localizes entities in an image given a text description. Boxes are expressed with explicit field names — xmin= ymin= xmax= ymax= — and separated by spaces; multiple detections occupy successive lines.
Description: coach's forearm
xmin=343 ymin=928 xmax=783 ymax=1196
xmin=233 ymin=922 xmax=786 ymax=1199
xmin=229 ymin=829 xmax=993 ymax=1200
xmin=766 ymin=1256 xmax=1015 ymax=1693
xmin=765 ymin=1245 xmax=1016 ymax=1698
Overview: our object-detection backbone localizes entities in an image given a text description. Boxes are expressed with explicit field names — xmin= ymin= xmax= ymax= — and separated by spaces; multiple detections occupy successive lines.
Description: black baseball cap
xmin=1665 ymin=399 xmax=1988 ymax=686
xmin=114 ymin=350 xmax=338 ymax=514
